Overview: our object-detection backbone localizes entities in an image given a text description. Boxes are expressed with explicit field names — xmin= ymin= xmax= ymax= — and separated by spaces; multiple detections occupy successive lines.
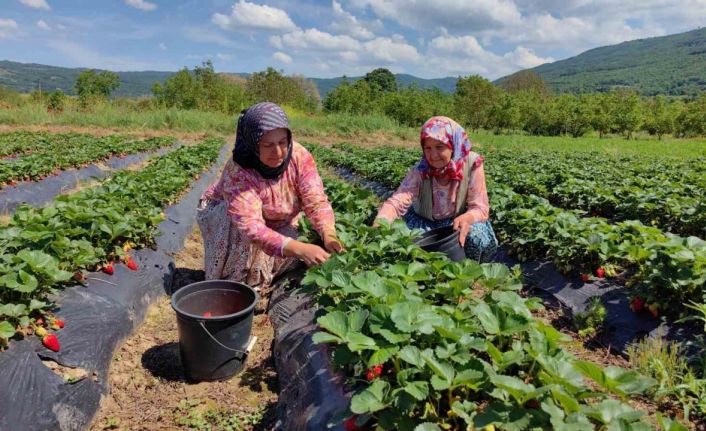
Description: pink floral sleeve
xmin=222 ymin=170 xmax=289 ymax=257
xmin=464 ymin=163 xmax=490 ymax=224
xmin=296 ymin=148 xmax=337 ymax=238
xmin=376 ymin=168 xmax=422 ymax=223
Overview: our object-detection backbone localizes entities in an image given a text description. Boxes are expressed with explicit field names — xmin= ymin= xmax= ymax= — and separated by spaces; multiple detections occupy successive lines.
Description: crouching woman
xmin=374 ymin=116 xmax=498 ymax=262
xmin=198 ymin=102 xmax=342 ymax=289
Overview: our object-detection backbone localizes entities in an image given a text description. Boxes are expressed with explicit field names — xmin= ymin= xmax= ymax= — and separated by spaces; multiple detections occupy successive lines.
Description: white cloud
xmin=362 ymin=37 xmax=422 ymax=63
xmin=331 ymin=1 xmax=375 ymax=40
xmin=19 ymin=0 xmax=51 ymax=10
xmin=273 ymin=51 xmax=292 ymax=64
xmin=124 ymin=0 xmax=157 ymax=11
xmin=271 ymin=28 xmax=361 ymax=51
xmin=158 ymin=42 xmax=167 ymax=50
xmin=426 ymin=35 xmax=553 ymax=78
xmin=36 ymin=19 xmax=50 ymax=30
xmin=356 ymin=0 xmax=522 ymax=31
xmin=0 ymin=19 xmax=19 ymax=38
xmin=212 ymin=0 xmax=297 ymax=33
xmin=216 ymin=52 xmax=232 ymax=60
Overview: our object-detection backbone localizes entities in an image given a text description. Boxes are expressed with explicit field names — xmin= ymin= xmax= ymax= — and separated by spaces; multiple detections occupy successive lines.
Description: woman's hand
xmin=284 ymin=240 xmax=330 ymax=267
xmin=323 ymin=233 xmax=345 ymax=254
xmin=452 ymin=213 xmax=475 ymax=247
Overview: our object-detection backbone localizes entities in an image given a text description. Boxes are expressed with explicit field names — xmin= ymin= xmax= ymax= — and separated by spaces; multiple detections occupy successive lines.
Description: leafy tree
xmin=610 ymin=89 xmax=642 ymax=139
xmin=454 ymin=75 xmax=500 ymax=131
xmin=642 ymin=95 xmax=676 ymax=139
xmin=363 ymin=68 xmax=397 ymax=93
xmin=75 ymin=69 xmax=120 ymax=101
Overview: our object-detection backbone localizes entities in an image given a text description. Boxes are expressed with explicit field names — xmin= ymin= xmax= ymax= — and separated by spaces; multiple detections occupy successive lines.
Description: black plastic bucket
xmin=171 ymin=280 xmax=258 ymax=381
xmin=413 ymin=225 xmax=466 ymax=262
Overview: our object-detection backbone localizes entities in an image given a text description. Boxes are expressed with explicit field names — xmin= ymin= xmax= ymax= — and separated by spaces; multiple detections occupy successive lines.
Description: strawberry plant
xmin=0 ymin=136 xmax=223 ymax=347
xmin=297 ymin=175 xmax=673 ymax=430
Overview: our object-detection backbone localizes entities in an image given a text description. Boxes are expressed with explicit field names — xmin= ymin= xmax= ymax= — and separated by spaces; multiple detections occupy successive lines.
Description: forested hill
xmin=497 ymin=27 xmax=706 ymax=96
xmin=0 ymin=60 xmax=456 ymax=97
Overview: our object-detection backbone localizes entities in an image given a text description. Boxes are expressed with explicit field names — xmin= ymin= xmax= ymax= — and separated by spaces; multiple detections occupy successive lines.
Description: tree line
xmin=324 ymin=69 xmax=706 ymax=139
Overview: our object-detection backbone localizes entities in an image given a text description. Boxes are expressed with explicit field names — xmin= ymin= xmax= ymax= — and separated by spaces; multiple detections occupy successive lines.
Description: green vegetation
xmin=0 ymin=137 xmax=223 ymax=347
xmin=299 ymin=174 xmax=674 ymax=430
xmin=0 ymin=132 xmax=174 ymax=186
xmin=497 ymin=27 xmax=706 ymax=96
xmin=75 ymin=69 xmax=120 ymax=105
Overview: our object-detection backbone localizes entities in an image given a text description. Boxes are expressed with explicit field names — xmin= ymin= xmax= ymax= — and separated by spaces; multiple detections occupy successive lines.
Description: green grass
xmin=0 ymin=103 xmax=234 ymax=134
xmin=471 ymin=130 xmax=706 ymax=159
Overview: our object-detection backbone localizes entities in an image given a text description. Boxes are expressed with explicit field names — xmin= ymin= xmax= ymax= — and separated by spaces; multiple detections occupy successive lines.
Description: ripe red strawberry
xmin=74 ymin=271 xmax=86 ymax=282
xmin=344 ymin=416 xmax=359 ymax=431
xmin=55 ymin=319 xmax=65 ymax=329
xmin=102 ymin=264 xmax=114 ymax=275
xmin=42 ymin=334 xmax=60 ymax=352
xmin=595 ymin=267 xmax=605 ymax=278
xmin=373 ymin=364 xmax=383 ymax=376
xmin=581 ymin=274 xmax=590 ymax=282
xmin=366 ymin=369 xmax=376 ymax=381
xmin=525 ymin=399 xmax=540 ymax=409
xmin=126 ymin=258 xmax=138 ymax=271
xmin=203 ymin=312 xmax=212 ymax=318
xmin=630 ymin=297 xmax=644 ymax=312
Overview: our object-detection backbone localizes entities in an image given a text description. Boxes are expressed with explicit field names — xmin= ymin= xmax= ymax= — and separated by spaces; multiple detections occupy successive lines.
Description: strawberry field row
xmin=0 ymin=131 xmax=175 ymax=187
xmin=484 ymin=149 xmax=706 ymax=238
xmin=0 ymin=137 xmax=224 ymax=347
xmin=326 ymin=142 xmax=706 ymax=239
xmin=300 ymin=173 xmax=680 ymax=430
xmin=307 ymin=143 xmax=706 ymax=322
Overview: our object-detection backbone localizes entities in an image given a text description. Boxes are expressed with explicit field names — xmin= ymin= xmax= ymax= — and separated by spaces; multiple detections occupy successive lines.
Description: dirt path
xmin=90 ymin=227 xmax=278 ymax=431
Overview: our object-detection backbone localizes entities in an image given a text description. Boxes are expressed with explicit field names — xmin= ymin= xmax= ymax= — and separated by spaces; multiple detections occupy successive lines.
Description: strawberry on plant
xmin=630 ymin=297 xmax=644 ymax=312
xmin=595 ymin=267 xmax=605 ymax=278
xmin=366 ymin=369 xmax=376 ymax=381
xmin=102 ymin=264 xmax=114 ymax=275
xmin=36 ymin=318 xmax=44 ymax=325
xmin=35 ymin=327 xmax=48 ymax=337
xmin=42 ymin=334 xmax=60 ymax=352
xmin=55 ymin=319 xmax=65 ymax=329
xmin=581 ymin=274 xmax=590 ymax=282
xmin=344 ymin=416 xmax=360 ymax=431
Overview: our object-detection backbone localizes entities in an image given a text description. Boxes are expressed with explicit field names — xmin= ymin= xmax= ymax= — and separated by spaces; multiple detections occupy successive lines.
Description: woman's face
xmin=258 ymin=128 xmax=289 ymax=168
xmin=422 ymin=137 xmax=453 ymax=169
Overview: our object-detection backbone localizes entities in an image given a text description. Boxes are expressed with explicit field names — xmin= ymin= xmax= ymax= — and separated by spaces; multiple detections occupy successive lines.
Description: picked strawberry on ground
xmin=126 ymin=257 xmax=138 ymax=271
xmin=344 ymin=416 xmax=360 ymax=431
xmin=42 ymin=334 xmax=60 ymax=352
xmin=630 ymin=297 xmax=644 ymax=312
xmin=54 ymin=319 xmax=65 ymax=329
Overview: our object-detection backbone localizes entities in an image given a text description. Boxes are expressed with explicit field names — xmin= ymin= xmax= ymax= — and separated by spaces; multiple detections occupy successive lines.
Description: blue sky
xmin=1 ymin=0 xmax=704 ymax=79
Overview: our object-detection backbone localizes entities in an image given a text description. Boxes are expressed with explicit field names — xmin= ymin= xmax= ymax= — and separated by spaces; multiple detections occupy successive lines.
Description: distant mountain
xmin=0 ymin=60 xmax=174 ymax=97
xmin=496 ymin=27 xmax=706 ymax=96
xmin=0 ymin=60 xmax=458 ymax=98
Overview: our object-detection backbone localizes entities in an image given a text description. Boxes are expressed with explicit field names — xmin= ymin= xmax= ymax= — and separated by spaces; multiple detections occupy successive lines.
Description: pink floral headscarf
xmin=417 ymin=116 xmax=477 ymax=181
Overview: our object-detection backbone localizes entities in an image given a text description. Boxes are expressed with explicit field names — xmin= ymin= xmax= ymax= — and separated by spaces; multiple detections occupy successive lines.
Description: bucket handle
xmin=198 ymin=321 xmax=249 ymax=361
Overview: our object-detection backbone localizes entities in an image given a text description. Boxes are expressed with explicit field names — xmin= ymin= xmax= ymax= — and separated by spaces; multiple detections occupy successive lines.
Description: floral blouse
xmin=376 ymin=158 xmax=489 ymax=223
xmin=203 ymin=142 xmax=336 ymax=257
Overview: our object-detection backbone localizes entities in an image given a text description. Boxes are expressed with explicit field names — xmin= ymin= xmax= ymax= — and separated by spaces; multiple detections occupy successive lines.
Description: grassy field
xmin=1 ymin=101 xmax=704 ymax=158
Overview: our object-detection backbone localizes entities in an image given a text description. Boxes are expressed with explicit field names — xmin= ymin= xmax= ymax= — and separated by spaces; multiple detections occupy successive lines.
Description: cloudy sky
xmin=1 ymin=0 xmax=705 ymax=79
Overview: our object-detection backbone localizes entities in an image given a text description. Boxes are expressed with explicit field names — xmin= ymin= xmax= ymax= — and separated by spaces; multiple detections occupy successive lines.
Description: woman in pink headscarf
xmin=374 ymin=116 xmax=497 ymax=262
